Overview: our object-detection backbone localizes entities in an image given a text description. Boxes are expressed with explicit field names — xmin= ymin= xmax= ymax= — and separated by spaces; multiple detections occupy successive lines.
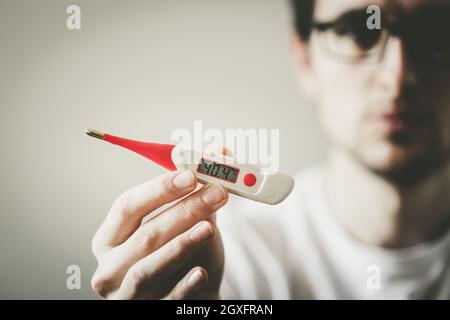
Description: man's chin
xmin=355 ymin=141 xmax=447 ymax=187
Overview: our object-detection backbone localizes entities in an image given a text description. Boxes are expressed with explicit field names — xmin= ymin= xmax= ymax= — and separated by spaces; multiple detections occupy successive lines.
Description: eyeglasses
xmin=310 ymin=6 xmax=450 ymax=68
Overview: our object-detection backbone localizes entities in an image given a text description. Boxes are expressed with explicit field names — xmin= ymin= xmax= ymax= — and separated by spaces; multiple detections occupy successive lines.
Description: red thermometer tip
xmin=86 ymin=129 xmax=177 ymax=171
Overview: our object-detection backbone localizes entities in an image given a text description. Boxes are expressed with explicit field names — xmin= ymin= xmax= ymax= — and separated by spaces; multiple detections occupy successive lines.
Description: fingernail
xmin=190 ymin=221 xmax=213 ymax=243
xmin=201 ymin=184 xmax=225 ymax=205
xmin=172 ymin=171 xmax=195 ymax=189
xmin=187 ymin=269 xmax=206 ymax=289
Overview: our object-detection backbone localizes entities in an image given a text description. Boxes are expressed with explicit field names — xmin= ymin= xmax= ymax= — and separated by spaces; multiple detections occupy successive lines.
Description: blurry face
xmin=299 ymin=0 xmax=450 ymax=183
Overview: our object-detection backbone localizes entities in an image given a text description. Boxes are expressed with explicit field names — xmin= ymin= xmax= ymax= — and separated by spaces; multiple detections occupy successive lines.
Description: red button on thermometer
xmin=86 ymin=129 xmax=295 ymax=205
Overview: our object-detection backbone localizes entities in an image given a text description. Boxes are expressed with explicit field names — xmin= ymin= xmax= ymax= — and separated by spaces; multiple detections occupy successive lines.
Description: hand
xmin=91 ymin=170 xmax=229 ymax=299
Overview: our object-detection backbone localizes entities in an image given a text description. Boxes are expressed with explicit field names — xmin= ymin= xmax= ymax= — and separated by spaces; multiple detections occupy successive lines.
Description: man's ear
xmin=290 ymin=33 xmax=317 ymax=101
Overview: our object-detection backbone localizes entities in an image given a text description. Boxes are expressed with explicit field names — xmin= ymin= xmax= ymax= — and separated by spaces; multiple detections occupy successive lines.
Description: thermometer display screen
xmin=197 ymin=158 xmax=239 ymax=183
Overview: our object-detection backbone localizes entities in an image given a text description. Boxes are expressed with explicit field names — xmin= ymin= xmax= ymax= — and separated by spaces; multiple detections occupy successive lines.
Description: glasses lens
xmin=325 ymin=25 xmax=384 ymax=58
xmin=315 ymin=11 xmax=386 ymax=61
xmin=402 ymin=8 xmax=450 ymax=67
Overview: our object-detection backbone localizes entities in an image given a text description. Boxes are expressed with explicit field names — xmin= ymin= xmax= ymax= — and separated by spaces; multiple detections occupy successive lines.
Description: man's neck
xmin=324 ymin=148 xmax=450 ymax=248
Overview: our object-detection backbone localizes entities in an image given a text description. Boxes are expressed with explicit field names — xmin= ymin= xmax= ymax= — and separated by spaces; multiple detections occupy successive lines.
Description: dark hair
xmin=290 ymin=0 xmax=316 ymax=41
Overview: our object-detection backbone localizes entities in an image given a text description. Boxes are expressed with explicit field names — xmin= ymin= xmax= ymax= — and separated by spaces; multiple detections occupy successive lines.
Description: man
xmin=90 ymin=0 xmax=450 ymax=299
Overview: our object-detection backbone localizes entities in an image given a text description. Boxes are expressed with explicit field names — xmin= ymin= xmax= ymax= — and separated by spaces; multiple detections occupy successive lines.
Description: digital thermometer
xmin=86 ymin=129 xmax=294 ymax=205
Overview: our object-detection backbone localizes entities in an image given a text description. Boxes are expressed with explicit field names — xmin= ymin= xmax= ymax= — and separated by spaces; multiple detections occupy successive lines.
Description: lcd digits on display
xmin=197 ymin=158 xmax=239 ymax=183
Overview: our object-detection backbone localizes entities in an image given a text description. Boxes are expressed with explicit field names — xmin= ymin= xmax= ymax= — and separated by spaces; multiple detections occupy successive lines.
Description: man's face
xmin=299 ymin=0 xmax=450 ymax=182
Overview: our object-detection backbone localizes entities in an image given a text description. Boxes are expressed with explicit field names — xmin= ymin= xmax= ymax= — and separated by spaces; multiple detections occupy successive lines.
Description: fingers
xmin=92 ymin=170 xmax=197 ymax=255
xmin=119 ymin=183 xmax=226 ymax=266
xmin=131 ymin=183 xmax=227 ymax=252
xmin=218 ymin=147 xmax=233 ymax=157
xmin=163 ymin=267 xmax=208 ymax=300
xmin=113 ymin=221 xmax=216 ymax=299
xmin=91 ymin=184 xmax=228 ymax=293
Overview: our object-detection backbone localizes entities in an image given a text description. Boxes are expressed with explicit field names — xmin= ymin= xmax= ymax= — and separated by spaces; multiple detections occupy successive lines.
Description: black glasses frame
xmin=309 ymin=7 xmax=450 ymax=68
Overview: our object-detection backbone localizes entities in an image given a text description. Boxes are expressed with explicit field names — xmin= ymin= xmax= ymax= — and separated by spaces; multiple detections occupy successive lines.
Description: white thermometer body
xmin=171 ymin=147 xmax=295 ymax=205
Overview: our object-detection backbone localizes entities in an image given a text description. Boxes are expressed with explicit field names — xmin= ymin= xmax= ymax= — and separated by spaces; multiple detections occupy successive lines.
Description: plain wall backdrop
xmin=0 ymin=0 xmax=326 ymax=298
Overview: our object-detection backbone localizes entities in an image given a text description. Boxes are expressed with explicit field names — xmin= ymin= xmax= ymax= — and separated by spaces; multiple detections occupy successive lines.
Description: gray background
xmin=0 ymin=0 xmax=325 ymax=299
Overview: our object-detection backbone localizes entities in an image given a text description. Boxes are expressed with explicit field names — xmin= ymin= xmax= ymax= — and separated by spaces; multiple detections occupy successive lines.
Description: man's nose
xmin=377 ymin=36 xmax=417 ymax=101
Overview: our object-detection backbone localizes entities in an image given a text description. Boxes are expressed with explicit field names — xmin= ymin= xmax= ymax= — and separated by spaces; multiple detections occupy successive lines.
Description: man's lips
xmin=372 ymin=110 xmax=428 ymax=134
xmin=381 ymin=113 xmax=408 ymax=132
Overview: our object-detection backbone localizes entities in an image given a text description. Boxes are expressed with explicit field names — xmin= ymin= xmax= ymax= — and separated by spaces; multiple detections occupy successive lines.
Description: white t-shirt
xmin=217 ymin=165 xmax=450 ymax=300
